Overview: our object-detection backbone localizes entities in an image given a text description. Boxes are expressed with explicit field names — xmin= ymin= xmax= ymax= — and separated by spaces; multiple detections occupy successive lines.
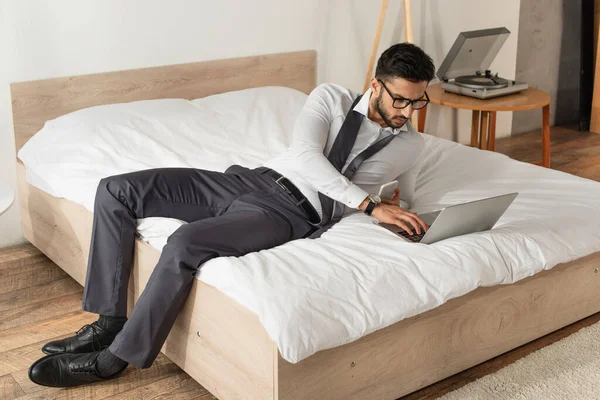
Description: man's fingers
xmin=394 ymin=219 xmax=413 ymax=236
xmin=413 ymin=214 xmax=429 ymax=232
xmin=393 ymin=210 xmax=428 ymax=234
xmin=391 ymin=212 xmax=418 ymax=233
xmin=377 ymin=205 xmax=427 ymax=235
xmin=404 ymin=216 xmax=423 ymax=235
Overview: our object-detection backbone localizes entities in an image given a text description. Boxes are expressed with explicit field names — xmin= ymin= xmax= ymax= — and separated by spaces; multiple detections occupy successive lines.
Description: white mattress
xmin=18 ymin=92 xmax=600 ymax=364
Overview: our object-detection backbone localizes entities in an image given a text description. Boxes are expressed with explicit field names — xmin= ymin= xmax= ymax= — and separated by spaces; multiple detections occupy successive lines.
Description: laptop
xmin=379 ymin=192 xmax=518 ymax=244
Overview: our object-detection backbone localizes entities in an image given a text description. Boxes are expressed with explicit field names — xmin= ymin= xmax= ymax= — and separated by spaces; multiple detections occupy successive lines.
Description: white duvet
xmin=18 ymin=87 xmax=600 ymax=363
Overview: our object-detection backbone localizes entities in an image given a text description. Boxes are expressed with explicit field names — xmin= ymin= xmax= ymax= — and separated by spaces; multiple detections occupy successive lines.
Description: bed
xmin=11 ymin=50 xmax=600 ymax=400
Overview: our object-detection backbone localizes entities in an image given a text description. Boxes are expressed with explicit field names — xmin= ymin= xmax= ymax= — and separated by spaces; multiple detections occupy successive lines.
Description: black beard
xmin=376 ymin=91 xmax=407 ymax=130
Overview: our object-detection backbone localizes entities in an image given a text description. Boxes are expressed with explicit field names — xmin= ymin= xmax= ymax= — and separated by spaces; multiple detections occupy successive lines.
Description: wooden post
xmin=488 ymin=111 xmax=497 ymax=150
xmin=363 ymin=0 xmax=390 ymax=92
xmin=471 ymin=111 xmax=480 ymax=147
xmin=480 ymin=111 xmax=489 ymax=150
xmin=418 ymin=105 xmax=427 ymax=132
xmin=404 ymin=0 xmax=414 ymax=43
xmin=542 ymin=105 xmax=551 ymax=167
xmin=402 ymin=0 xmax=418 ymax=126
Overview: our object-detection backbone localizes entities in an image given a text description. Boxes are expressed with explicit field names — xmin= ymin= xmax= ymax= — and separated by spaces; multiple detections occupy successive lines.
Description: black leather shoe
xmin=28 ymin=351 xmax=127 ymax=387
xmin=42 ymin=321 xmax=119 ymax=355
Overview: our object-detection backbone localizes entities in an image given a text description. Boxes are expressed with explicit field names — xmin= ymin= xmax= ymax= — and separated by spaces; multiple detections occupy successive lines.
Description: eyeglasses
xmin=377 ymin=79 xmax=430 ymax=110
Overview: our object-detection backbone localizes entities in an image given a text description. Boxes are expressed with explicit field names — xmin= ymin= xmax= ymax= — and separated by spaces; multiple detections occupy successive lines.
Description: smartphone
xmin=378 ymin=180 xmax=398 ymax=200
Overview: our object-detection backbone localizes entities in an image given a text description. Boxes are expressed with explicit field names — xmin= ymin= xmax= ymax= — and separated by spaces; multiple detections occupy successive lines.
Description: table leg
xmin=417 ymin=106 xmax=427 ymax=132
xmin=488 ymin=111 xmax=497 ymax=151
xmin=471 ymin=110 xmax=480 ymax=147
xmin=542 ymin=105 xmax=550 ymax=167
xmin=480 ymin=111 xmax=489 ymax=150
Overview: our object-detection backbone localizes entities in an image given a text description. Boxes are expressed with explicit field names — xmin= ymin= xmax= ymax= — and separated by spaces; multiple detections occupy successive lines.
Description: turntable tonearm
xmin=437 ymin=27 xmax=528 ymax=100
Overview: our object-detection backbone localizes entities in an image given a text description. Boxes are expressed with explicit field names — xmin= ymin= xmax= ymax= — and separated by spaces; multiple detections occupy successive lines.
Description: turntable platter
xmin=454 ymin=75 xmax=509 ymax=90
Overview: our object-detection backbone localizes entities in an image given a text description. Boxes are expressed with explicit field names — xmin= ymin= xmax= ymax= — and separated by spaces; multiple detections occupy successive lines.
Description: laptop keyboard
xmin=398 ymin=230 xmax=426 ymax=243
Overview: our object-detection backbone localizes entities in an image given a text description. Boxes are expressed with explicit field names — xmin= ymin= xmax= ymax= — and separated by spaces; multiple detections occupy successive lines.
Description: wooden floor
xmin=1 ymin=125 xmax=599 ymax=400
xmin=0 ymin=243 xmax=215 ymax=399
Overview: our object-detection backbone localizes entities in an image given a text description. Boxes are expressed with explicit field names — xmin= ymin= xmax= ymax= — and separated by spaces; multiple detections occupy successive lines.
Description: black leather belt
xmin=256 ymin=167 xmax=321 ymax=224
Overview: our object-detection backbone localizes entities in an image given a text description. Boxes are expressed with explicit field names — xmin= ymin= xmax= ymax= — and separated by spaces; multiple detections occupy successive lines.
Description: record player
xmin=437 ymin=27 xmax=528 ymax=100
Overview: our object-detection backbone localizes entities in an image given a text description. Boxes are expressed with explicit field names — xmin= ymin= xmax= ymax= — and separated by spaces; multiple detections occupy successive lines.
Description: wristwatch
xmin=364 ymin=194 xmax=381 ymax=216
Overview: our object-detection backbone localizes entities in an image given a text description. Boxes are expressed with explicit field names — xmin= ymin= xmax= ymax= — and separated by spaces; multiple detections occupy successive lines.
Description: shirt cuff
xmin=345 ymin=184 xmax=370 ymax=209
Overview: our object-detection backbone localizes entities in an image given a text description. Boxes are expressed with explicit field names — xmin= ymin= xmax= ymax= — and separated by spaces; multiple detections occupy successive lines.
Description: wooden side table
xmin=418 ymin=83 xmax=552 ymax=167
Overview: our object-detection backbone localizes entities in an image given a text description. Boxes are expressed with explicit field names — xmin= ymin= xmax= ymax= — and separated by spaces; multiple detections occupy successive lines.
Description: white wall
xmin=513 ymin=0 xmax=576 ymax=133
xmin=0 ymin=0 xmax=520 ymax=248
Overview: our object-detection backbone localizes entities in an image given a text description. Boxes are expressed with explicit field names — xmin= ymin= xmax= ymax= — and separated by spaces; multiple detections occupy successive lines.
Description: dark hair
xmin=375 ymin=43 xmax=435 ymax=83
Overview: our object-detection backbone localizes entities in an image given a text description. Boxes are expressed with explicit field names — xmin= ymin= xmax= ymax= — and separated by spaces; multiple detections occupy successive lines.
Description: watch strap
xmin=365 ymin=200 xmax=377 ymax=216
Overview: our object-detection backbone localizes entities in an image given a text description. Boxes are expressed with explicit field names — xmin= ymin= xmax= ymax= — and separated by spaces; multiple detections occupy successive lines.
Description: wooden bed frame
xmin=11 ymin=50 xmax=600 ymax=400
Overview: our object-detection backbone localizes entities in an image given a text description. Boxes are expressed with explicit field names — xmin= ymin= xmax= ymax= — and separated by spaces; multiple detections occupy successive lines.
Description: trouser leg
xmin=107 ymin=199 xmax=302 ymax=368
xmin=82 ymin=166 xmax=272 ymax=316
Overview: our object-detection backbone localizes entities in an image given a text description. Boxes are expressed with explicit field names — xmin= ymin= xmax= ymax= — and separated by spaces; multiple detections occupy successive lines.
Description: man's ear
xmin=370 ymin=78 xmax=379 ymax=95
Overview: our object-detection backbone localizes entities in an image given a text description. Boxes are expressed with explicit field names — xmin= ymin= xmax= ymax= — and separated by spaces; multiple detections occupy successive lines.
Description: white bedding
xmin=18 ymin=87 xmax=600 ymax=364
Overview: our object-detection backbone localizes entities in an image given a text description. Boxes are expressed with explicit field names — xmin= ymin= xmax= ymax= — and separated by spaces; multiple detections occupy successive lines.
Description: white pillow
xmin=18 ymin=86 xmax=308 ymax=211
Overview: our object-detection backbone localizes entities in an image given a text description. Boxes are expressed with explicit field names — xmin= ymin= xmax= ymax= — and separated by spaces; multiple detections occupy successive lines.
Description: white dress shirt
xmin=265 ymin=83 xmax=425 ymax=218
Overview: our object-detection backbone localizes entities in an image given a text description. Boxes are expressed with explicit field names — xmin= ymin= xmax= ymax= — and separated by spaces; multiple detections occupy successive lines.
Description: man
xmin=28 ymin=42 xmax=435 ymax=387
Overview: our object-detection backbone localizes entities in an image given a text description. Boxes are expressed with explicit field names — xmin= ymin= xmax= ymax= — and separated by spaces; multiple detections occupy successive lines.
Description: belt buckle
xmin=275 ymin=176 xmax=307 ymax=208
xmin=275 ymin=176 xmax=290 ymax=193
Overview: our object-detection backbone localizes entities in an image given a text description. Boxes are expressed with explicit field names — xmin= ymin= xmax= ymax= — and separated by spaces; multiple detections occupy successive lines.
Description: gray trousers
xmin=81 ymin=165 xmax=315 ymax=368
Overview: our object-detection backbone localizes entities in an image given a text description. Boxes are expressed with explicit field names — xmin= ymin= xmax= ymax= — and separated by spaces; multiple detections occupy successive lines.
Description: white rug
xmin=438 ymin=320 xmax=600 ymax=400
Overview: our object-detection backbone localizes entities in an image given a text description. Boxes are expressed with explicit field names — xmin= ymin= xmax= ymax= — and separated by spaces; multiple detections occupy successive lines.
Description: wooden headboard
xmin=11 ymin=50 xmax=316 ymax=153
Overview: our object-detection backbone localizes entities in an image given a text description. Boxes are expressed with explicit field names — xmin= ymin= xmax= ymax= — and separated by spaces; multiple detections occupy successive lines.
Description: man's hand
xmin=381 ymin=187 xmax=400 ymax=206
xmin=360 ymin=191 xmax=428 ymax=235
xmin=372 ymin=203 xmax=428 ymax=235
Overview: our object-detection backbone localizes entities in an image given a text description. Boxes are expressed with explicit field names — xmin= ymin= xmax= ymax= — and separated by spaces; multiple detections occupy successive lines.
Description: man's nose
xmin=401 ymin=105 xmax=414 ymax=119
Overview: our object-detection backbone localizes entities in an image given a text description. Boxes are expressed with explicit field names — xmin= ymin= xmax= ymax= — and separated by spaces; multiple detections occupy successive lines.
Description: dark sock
xmin=97 ymin=315 xmax=127 ymax=332
xmin=96 ymin=348 xmax=128 ymax=378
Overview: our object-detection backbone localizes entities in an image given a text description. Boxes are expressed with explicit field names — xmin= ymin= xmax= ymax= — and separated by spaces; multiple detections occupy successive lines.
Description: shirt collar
xmin=353 ymin=88 xmax=408 ymax=133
